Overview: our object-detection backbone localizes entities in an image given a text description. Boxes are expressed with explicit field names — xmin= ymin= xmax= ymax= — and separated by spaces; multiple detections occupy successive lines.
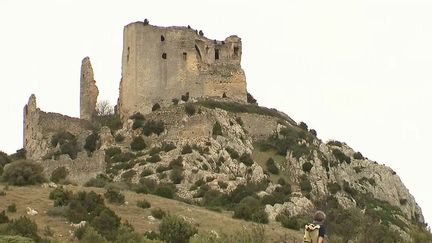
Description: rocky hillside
xmin=2 ymin=98 xmax=431 ymax=242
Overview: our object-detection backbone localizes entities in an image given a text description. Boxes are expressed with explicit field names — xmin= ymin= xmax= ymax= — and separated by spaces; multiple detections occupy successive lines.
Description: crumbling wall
xmin=118 ymin=22 xmax=247 ymax=119
xmin=40 ymin=150 xmax=105 ymax=185
xmin=23 ymin=95 xmax=91 ymax=160
xmin=80 ymin=57 xmax=99 ymax=120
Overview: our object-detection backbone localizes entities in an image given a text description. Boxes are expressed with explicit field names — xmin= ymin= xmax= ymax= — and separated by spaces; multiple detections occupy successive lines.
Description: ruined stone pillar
xmin=80 ymin=57 xmax=99 ymax=121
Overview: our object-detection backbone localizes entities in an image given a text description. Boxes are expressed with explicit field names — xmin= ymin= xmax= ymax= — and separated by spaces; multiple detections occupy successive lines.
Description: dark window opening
xmin=162 ymin=53 xmax=167 ymax=59
xmin=127 ymin=47 xmax=130 ymax=62
xmin=161 ymin=35 xmax=165 ymax=41
xmin=233 ymin=47 xmax=239 ymax=57
xmin=222 ymin=92 xmax=227 ymax=98
xmin=183 ymin=52 xmax=187 ymax=60
xmin=215 ymin=49 xmax=220 ymax=60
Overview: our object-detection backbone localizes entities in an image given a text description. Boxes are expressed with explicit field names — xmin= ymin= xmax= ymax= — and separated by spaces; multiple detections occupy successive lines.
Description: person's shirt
xmin=313 ymin=221 xmax=326 ymax=237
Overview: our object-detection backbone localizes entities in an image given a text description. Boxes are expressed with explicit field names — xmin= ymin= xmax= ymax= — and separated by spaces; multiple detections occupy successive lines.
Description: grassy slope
xmin=0 ymin=183 xmax=302 ymax=242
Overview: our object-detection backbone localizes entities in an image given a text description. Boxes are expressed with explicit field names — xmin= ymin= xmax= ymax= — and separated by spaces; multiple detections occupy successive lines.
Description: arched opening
xmin=215 ymin=49 xmax=220 ymax=60
xmin=183 ymin=52 xmax=187 ymax=60
xmin=161 ymin=35 xmax=165 ymax=42
xmin=162 ymin=53 xmax=167 ymax=59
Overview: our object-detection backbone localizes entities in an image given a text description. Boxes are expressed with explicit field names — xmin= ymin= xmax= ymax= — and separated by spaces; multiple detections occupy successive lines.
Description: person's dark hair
xmin=313 ymin=210 xmax=326 ymax=223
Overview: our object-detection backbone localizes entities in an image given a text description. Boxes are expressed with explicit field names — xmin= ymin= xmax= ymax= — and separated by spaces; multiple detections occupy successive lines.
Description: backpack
xmin=303 ymin=223 xmax=321 ymax=243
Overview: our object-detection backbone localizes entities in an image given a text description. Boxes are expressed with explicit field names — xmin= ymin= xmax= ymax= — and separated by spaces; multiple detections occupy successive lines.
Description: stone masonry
xmin=117 ymin=22 xmax=247 ymax=119
xmin=80 ymin=57 xmax=99 ymax=120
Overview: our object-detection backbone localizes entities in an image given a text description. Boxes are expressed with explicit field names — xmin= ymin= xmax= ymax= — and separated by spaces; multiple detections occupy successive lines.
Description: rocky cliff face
xmin=29 ymin=98 xmax=425 ymax=240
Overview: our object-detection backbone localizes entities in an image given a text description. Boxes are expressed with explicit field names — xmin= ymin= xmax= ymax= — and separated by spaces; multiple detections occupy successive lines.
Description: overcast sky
xmin=1 ymin=0 xmax=431 ymax=226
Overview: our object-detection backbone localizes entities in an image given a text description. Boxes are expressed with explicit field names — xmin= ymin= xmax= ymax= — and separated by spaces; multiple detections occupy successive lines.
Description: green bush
xmin=0 ymin=151 xmax=11 ymax=169
xmin=181 ymin=144 xmax=193 ymax=154
xmin=50 ymin=166 xmax=68 ymax=183
xmin=212 ymin=122 xmax=222 ymax=136
xmin=49 ymin=187 xmax=73 ymax=207
xmin=151 ymin=208 xmax=166 ymax=219
xmin=162 ymin=142 xmax=176 ymax=152
xmin=141 ymin=168 xmax=154 ymax=177
xmin=152 ymin=103 xmax=161 ymax=111
xmin=328 ymin=182 xmax=341 ymax=194
xmin=233 ymin=197 xmax=268 ymax=224
xmin=131 ymin=137 xmax=146 ymax=151
xmin=225 ymin=147 xmax=239 ymax=160
xmin=112 ymin=152 xmax=135 ymax=163
xmin=143 ymin=120 xmax=165 ymax=136
xmin=132 ymin=119 xmax=145 ymax=130
xmin=169 ymin=156 xmax=183 ymax=169
xmin=114 ymin=134 xmax=125 ymax=142
xmin=218 ymin=181 xmax=228 ymax=189
xmin=84 ymin=132 xmax=99 ymax=153
xmin=332 ymin=149 xmax=351 ymax=164
xmin=105 ymin=147 xmax=121 ymax=159
xmin=121 ymin=170 xmax=136 ymax=182
xmin=170 ymin=167 xmax=184 ymax=184
xmin=299 ymin=175 xmax=312 ymax=193
xmin=159 ymin=214 xmax=198 ymax=243
xmin=327 ymin=140 xmax=343 ymax=147
xmin=276 ymin=214 xmax=300 ymax=230
xmin=147 ymin=154 xmax=162 ymax=163
xmin=90 ymin=208 xmax=121 ymax=241
xmin=84 ymin=174 xmax=112 ymax=188
xmin=0 ymin=210 xmax=9 ymax=224
xmin=137 ymin=199 xmax=151 ymax=209
xmin=2 ymin=160 xmax=45 ymax=186
xmin=353 ymin=152 xmax=364 ymax=160
xmin=239 ymin=153 xmax=254 ymax=166
xmin=154 ymin=184 xmax=175 ymax=199
xmin=80 ymin=226 xmax=108 ymax=243
xmin=156 ymin=165 xmax=169 ymax=173
xmin=104 ymin=188 xmax=125 ymax=204
xmin=266 ymin=158 xmax=279 ymax=174
xmin=185 ymin=103 xmax=196 ymax=116
xmin=299 ymin=122 xmax=308 ymax=130
xmin=302 ymin=162 xmax=313 ymax=173
xmin=7 ymin=203 xmax=16 ymax=213
xmin=51 ymin=131 xmax=80 ymax=159
xmin=130 ymin=112 xmax=145 ymax=120
xmin=3 ymin=216 xmax=40 ymax=241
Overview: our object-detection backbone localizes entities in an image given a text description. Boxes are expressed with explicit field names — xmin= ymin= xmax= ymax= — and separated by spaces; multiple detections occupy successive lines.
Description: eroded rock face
xmin=80 ymin=57 xmax=99 ymax=121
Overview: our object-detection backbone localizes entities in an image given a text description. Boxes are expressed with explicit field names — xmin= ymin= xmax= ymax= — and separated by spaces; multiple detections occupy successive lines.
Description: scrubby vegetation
xmin=2 ymin=160 xmax=45 ymax=185
xmin=212 ymin=121 xmax=222 ymax=136
xmin=131 ymin=136 xmax=146 ymax=151
xmin=185 ymin=103 xmax=196 ymax=116
xmin=51 ymin=131 xmax=80 ymax=159
xmin=50 ymin=166 xmax=68 ymax=183
xmin=159 ymin=214 xmax=198 ymax=243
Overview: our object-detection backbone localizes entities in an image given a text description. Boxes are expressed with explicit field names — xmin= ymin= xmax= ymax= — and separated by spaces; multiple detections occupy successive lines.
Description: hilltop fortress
xmin=118 ymin=21 xmax=247 ymax=119
xmin=24 ymin=21 xmax=247 ymax=160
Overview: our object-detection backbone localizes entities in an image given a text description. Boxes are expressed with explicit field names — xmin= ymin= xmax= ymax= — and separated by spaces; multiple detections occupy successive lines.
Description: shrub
xmin=130 ymin=112 xmax=145 ymax=120
xmin=147 ymin=154 xmax=162 ymax=163
xmin=141 ymin=168 xmax=154 ymax=177
xmin=327 ymin=140 xmax=342 ymax=147
xmin=181 ymin=92 xmax=189 ymax=102
xmin=181 ymin=144 xmax=193 ymax=154
xmin=49 ymin=187 xmax=73 ymax=207
xmin=51 ymin=131 xmax=79 ymax=159
xmin=302 ymin=162 xmax=313 ymax=173
xmin=80 ymin=226 xmax=108 ymax=243
xmin=299 ymin=175 xmax=312 ymax=193
xmin=132 ymin=119 xmax=145 ymax=130
xmin=328 ymin=182 xmax=341 ymax=194
xmin=299 ymin=122 xmax=308 ymax=130
xmin=185 ymin=103 xmax=196 ymax=116
xmin=0 ymin=190 xmax=5 ymax=196
xmin=233 ymin=197 xmax=268 ymax=224
xmin=137 ymin=199 xmax=151 ymax=209
xmin=309 ymin=129 xmax=317 ymax=137
xmin=131 ymin=137 xmax=146 ymax=151
xmin=7 ymin=203 xmax=16 ymax=213
xmin=332 ymin=149 xmax=351 ymax=164
xmin=90 ymin=208 xmax=121 ymax=241
xmin=0 ymin=210 xmax=9 ymax=224
xmin=156 ymin=165 xmax=169 ymax=173
xmin=50 ymin=166 xmax=68 ymax=183
xmin=154 ymin=184 xmax=175 ymax=199
xmin=143 ymin=120 xmax=165 ymax=136
xmin=84 ymin=174 xmax=112 ymax=188
xmin=152 ymin=103 xmax=161 ymax=111
xmin=121 ymin=170 xmax=136 ymax=182
xmin=266 ymin=158 xmax=279 ymax=174
xmin=212 ymin=122 xmax=222 ymax=136
xmin=159 ymin=214 xmax=198 ymax=243
xmin=114 ymin=134 xmax=125 ymax=142
xmin=4 ymin=216 xmax=40 ymax=241
xmin=84 ymin=132 xmax=99 ymax=153
xmin=112 ymin=152 xmax=135 ymax=163
xmin=277 ymin=214 xmax=300 ymax=230
xmin=169 ymin=156 xmax=183 ymax=169
xmin=2 ymin=160 xmax=45 ymax=185
xmin=239 ymin=153 xmax=254 ymax=166
xmin=170 ymin=167 xmax=184 ymax=184
xmin=0 ymin=151 xmax=11 ymax=168
xmin=218 ymin=181 xmax=228 ymax=189
xmin=104 ymin=188 xmax=125 ymax=204
xmin=151 ymin=208 xmax=166 ymax=219
xmin=105 ymin=147 xmax=121 ymax=159
xmin=225 ymin=147 xmax=239 ymax=160
xmin=353 ymin=152 xmax=364 ymax=160
xmin=247 ymin=92 xmax=257 ymax=104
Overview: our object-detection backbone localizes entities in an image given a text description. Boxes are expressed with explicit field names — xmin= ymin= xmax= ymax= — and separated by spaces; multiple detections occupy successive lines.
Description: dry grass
xmin=0 ymin=183 xmax=302 ymax=242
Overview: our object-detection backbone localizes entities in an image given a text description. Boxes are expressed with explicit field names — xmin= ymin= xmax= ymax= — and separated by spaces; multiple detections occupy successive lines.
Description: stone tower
xmin=117 ymin=22 xmax=247 ymax=119
xmin=80 ymin=57 xmax=99 ymax=120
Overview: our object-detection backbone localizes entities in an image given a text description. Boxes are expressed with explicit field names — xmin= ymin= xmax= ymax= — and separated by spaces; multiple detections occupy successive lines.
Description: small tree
xmin=50 ymin=166 xmax=68 ymax=183
xmin=212 ymin=122 xmax=222 ymax=136
xmin=159 ymin=214 xmax=198 ymax=243
xmin=131 ymin=137 xmax=146 ymax=151
xmin=2 ymin=160 xmax=45 ymax=186
xmin=302 ymin=162 xmax=313 ymax=173
xmin=266 ymin=158 xmax=279 ymax=174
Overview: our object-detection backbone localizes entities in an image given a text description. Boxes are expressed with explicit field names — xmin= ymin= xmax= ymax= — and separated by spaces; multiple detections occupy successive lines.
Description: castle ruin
xmin=117 ymin=22 xmax=247 ymax=119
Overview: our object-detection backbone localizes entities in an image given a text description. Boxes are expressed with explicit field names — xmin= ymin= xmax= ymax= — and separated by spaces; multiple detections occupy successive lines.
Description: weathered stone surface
xmin=118 ymin=23 xmax=247 ymax=119
xmin=80 ymin=57 xmax=99 ymax=121
xmin=265 ymin=194 xmax=314 ymax=220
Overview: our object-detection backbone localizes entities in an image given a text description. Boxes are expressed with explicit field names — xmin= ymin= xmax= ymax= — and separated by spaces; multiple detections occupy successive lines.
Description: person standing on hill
xmin=303 ymin=210 xmax=327 ymax=243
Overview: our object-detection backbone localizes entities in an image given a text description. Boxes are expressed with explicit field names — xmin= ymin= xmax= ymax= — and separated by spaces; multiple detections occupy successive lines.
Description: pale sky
xmin=1 ymin=0 xmax=431 ymax=226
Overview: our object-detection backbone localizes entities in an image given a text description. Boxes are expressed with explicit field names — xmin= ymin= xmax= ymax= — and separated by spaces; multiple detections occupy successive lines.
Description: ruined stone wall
xmin=40 ymin=150 xmax=105 ymax=185
xmin=24 ymin=95 xmax=91 ymax=160
xmin=80 ymin=57 xmax=99 ymax=120
xmin=239 ymin=113 xmax=280 ymax=141
xmin=118 ymin=22 xmax=247 ymax=119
